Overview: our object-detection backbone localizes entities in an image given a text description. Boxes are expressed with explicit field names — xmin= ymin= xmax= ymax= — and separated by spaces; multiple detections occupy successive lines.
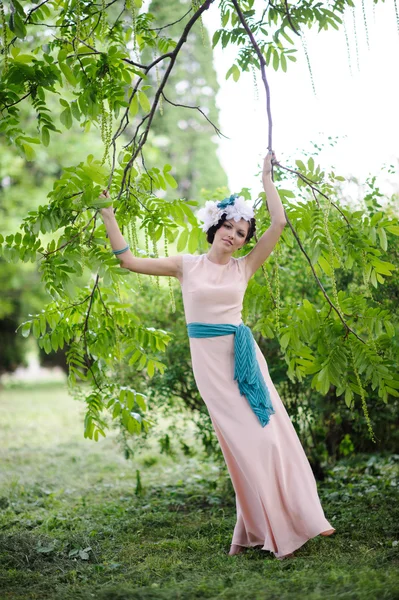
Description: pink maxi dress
xmin=177 ymin=252 xmax=335 ymax=559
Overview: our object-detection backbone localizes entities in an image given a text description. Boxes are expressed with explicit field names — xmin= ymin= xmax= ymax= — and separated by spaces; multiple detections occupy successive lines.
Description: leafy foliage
xmin=0 ymin=0 xmax=398 ymax=447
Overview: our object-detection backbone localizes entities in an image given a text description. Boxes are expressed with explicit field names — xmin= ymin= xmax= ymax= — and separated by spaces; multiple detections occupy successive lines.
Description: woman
xmin=100 ymin=151 xmax=335 ymax=560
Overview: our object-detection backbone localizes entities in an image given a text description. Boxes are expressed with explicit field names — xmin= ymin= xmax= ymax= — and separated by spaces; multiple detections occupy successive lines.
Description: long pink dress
xmin=177 ymin=252 xmax=335 ymax=559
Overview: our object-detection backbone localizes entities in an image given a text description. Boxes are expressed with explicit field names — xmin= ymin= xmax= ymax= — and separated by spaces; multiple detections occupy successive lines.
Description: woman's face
xmin=215 ymin=218 xmax=250 ymax=252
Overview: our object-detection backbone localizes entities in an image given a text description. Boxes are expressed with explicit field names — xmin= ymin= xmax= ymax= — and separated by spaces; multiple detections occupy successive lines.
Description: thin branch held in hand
xmin=231 ymin=0 xmax=273 ymax=151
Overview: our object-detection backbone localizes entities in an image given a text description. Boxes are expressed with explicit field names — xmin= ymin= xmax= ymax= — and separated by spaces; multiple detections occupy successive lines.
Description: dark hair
xmin=206 ymin=213 xmax=256 ymax=245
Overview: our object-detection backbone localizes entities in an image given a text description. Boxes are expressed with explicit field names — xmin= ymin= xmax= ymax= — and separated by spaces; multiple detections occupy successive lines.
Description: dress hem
xmin=231 ymin=526 xmax=336 ymax=559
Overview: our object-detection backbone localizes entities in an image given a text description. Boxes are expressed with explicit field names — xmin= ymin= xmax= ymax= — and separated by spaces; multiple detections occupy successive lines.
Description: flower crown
xmin=196 ymin=193 xmax=255 ymax=233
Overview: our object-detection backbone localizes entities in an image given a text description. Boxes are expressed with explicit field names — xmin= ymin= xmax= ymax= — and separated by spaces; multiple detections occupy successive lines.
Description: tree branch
xmin=161 ymin=92 xmax=229 ymax=139
xmin=115 ymin=0 xmax=216 ymax=201
xmin=285 ymin=217 xmax=366 ymax=343
xmin=231 ymin=0 xmax=273 ymax=151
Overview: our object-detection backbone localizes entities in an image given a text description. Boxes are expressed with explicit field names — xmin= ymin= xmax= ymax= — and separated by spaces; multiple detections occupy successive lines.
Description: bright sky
xmin=202 ymin=1 xmax=399 ymax=203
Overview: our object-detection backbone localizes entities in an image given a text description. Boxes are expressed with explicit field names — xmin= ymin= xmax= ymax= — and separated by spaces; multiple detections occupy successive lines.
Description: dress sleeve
xmin=176 ymin=253 xmax=196 ymax=286
xmin=236 ymin=254 xmax=252 ymax=284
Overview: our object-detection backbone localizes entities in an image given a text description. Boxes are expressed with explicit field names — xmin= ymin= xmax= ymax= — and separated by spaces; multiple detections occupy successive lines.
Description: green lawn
xmin=0 ymin=383 xmax=398 ymax=600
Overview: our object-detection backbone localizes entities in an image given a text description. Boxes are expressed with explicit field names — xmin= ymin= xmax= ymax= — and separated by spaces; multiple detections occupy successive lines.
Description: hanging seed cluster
xmin=79 ymin=230 xmax=85 ymax=265
xmin=301 ymin=34 xmax=316 ymax=95
xmin=394 ymin=0 xmax=399 ymax=35
xmin=352 ymin=6 xmax=360 ymax=71
xmin=192 ymin=0 xmax=206 ymax=47
xmin=114 ymin=319 xmax=122 ymax=363
xmin=274 ymin=243 xmax=281 ymax=334
xmin=323 ymin=198 xmax=343 ymax=319
xmin=100 ymin=0 xmax=107 ymax=39
xmin=129 ymin=0 xmax=137 ymax=52
xmin=114 ymin=272 xmax=122 ymax=305
xmin=150 ymin=225 xmax=160 ymax=290
xmin=343 ymin=20 xmax=352 ymax=75
xmin=163 ymin=230 xmax=176 ymax=312
xmin=155 ymin=57 xmax=163 ymax=116
xmin=362 ymin=0 xmax=370 ymax=48
xmin=263 ymin=262 xmax=274 ymax=305
xmin=0 ymin=0 xmax=8 ymax=72
xmin=365 ymin=320 xmax=378 ymax=354
xmin=98 ymin=80 xmax=112 ymax=166
xmin=74 ymin=0 xmax=82 ymax=58
xmin=127 ymin=216 xmax=144 ymax=292
xmin=250 ymin=63 xmax=259 ymax=102
xmin=349 ymin=337 xmax=376 ymax=443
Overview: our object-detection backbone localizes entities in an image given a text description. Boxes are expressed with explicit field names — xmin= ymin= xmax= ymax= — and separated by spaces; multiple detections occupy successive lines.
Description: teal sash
xmin=186 ymin=322 xmax=275 ymax=427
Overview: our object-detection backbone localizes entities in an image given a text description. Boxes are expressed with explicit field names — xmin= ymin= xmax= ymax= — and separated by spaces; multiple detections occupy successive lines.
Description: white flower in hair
xmin=224 ymin=195 xmax=254 ymax=223
xmin=196 ymin=201 xmax=222 ymax=232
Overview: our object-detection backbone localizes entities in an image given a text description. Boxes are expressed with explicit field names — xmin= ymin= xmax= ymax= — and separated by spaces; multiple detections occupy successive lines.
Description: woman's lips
xmin=223 ymin=239 xmax=232 ymax=245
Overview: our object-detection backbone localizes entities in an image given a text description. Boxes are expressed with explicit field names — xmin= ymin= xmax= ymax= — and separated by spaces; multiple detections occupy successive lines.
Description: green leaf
xmin=280 ymin=332 xmax=290 ymax=351
xmin=226 ymin=64 xmax=240 ymax=81
xmin=221 ymin=11 xmax=230 ymax=27
xmin=280 ymin=53 xmax=287 ymax=72
xmin=232 ymin=64 xmax=240 ymax=82
xmin=318 ymin=255 xmax=332 ymax=276
xmin=344 ymin=386 xmax=353 ymax=408
xmin=163 ymin=165 xmax=177 ymax=188
xmin=129 ymin=349 xmax=142 ymax=366
xmin=14 ymin=54 xmax=33 ymax=63
xmin=137 ymin=90 xmax=151 ymax=113
xmin=135 ymin=393 xmax=146 ymax=411
xmin=60 ymin=107 xmax=73 ymax=129
xmin=384 ymin=321 xmax=395 ymax=337
xmin=188 ymin=227 xmax=199 ymax=254
xmin=177 ymin=228 xmax=188 ymax=252
xmin=21 ymin=321 xmax=31 ymax=338
xmin=22 ymin=143 xmax=36 ymax=162
xmin=377 ymin=227 xmax=387 ymax=251
xmin=370 ymin=259 xmax=395 ymax=276
xmin=295 ymin=159 xmax=306 ymax=171
xmin=9 ymin=12 xmax=27 ymax=39
xmin=147 ymin=360 xmax=155 ymax=378
xmin=59 ymin=62 xmax=77 ymax=86
xmin=126 ymin=390 xmax=135 ymax=410
xmin=41 ymin=127 xmax=50 ymax=147
xmin=180 ymin=202 xmax=197 ymax=225
xmin=32 ymin=319 xmax=41 ymax=339
xmin=71 ymin=101 xmax=81 ymax=120
xmin=129 ymin=94 xmax=139 ymax=117
xmin=212 ymin=30 xmax=221 ymax=48
xmin=272 ymin=50 xmax=279 ymax=71
xmin=112 ymin=403 xmax=121 ymax=418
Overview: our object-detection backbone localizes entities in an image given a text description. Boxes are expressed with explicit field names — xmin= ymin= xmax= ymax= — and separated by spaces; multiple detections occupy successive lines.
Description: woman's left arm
xmin=243 ymin=151 xmax=287 ymax=280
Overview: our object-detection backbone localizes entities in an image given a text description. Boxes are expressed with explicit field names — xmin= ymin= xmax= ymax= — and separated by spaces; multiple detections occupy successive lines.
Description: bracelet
xmin=113 ymin=244 xmax=130 ymax=255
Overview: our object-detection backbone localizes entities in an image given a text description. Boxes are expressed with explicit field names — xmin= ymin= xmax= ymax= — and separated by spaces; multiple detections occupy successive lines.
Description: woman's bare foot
xmin=228 ymin=544 xmax=246 ymax=556
xmin=320 ymin=528 xmax=336 ymax=536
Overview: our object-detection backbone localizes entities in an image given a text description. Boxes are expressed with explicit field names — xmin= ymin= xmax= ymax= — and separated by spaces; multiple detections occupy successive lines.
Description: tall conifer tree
xmin=146 ymin=0 xmax=228 ymax=199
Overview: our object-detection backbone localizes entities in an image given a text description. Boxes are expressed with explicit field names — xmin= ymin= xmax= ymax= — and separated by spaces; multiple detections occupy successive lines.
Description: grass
xmin=0 ymin=383 xmax=398 ymax=600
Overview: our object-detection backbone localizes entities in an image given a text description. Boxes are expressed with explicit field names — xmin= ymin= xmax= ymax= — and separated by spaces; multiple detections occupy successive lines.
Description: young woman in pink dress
xmin=100 ymin=151 xmax=336 ymax=560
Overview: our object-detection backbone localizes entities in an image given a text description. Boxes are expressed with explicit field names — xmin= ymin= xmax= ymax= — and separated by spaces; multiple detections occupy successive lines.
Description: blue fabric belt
xmin=186 ymin=322 xmax=275 ymax=427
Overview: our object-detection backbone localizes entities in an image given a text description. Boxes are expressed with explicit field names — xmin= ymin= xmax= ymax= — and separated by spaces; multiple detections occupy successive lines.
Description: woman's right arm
xmin=100 ymin=203 xmax=182 ymax=280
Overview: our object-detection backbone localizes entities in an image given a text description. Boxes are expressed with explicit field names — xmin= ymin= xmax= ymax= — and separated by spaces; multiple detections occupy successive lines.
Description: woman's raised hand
xmin=99 ymin=189 xmax=114 ymax=218
xmin=263 ymin=150 xmax=277 ymax=178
